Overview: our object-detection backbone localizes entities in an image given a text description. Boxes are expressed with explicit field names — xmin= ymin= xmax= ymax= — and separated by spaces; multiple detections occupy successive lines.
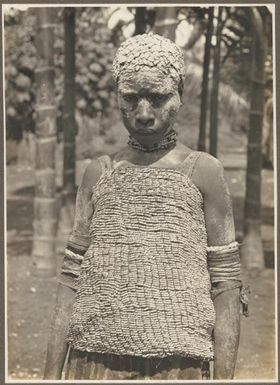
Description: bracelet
xmin=207 ymin=241 xmax=241 ymax=283
xmin=211 ymin=284 xmax=250 ymax=317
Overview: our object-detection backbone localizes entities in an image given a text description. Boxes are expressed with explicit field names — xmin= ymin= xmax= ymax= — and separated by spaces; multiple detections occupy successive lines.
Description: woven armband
xmin=207 ymin=241 xmax=241 ymax=284
xmin=207 ymin=242 xmax=250 ymax=316
xmin=57 ymin=245 xmax=86 ymax=290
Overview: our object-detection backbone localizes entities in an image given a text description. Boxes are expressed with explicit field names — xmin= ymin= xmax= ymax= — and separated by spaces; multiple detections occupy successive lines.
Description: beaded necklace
xmin=128 ymin=129 xmax=177 ymax=152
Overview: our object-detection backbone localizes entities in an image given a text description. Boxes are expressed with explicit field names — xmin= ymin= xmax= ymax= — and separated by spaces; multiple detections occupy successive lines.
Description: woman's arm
xmin=193 ymin=153 xmax=241 ymax=380
xmin=43 ymin=160 xmax=101 ymax=379
xmin=43 ymin=284 xmax=75 ymax=379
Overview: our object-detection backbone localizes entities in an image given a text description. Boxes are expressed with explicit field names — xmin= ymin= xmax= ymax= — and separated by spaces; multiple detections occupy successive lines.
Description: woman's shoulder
xmin=80 ymin=157 xmax=104 ymax=189
xmin=195 ymin=151 xmax=224 ymax=172
xmin=191 ymin=151 xmax=226 ymax=196
xmin=80 ymin=149 xmax=127 ymax=188
xmin=176 ymin=143 xmax=223 ymax=175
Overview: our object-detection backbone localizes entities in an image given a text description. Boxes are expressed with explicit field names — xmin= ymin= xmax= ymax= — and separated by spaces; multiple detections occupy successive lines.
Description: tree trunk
xmin=32 ymin=8 xmax=57 ymax=276
xmin=241 ymin=8 xmax=266 ymax=271
xmin=153 ymin=7 xmax=178 ymax=42
xmin=197 ymin=7 xmax=214 ymax=151
xmin=209 ymin=7 xmax=223 ymax=157
xmin=57 ymin=8 xmax=77 ymax=253
xmin=134 ymin=7 xmax=147 ymax=35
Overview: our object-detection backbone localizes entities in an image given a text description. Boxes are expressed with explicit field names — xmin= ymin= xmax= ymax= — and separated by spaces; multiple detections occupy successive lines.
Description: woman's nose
xmin=135 ymin=99 xmax=155 ymax=127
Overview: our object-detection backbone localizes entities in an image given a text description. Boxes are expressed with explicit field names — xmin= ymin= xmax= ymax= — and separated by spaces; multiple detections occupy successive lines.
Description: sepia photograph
xmin=4 ymin=3 xmax=277 ymax=382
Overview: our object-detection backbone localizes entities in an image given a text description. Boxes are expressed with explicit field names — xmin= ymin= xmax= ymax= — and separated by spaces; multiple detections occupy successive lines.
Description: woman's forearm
xmin=44 ymin=283 xmax=75 ymax=379
xmin=213 ymin=285 xmax=240 ymax=379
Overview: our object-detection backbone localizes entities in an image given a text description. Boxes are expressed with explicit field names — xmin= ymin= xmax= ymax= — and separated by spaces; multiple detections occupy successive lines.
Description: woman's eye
xmin=148 ymin=93 xmax=169 ymax=106
xmin=122 ymin=94 xmax=138 ymax=104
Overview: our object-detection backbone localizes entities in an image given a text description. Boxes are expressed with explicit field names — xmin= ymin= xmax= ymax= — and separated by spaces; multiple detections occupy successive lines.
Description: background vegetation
xmin=5 ymin=5 xmax=275 ymax=381
xmin=6 ymin=6 xmax=266 ymax=162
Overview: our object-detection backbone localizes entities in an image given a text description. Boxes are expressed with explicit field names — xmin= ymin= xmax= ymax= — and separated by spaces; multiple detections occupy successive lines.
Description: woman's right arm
xmin=43 ymin=160 xmax=102 ymax=379
xmin=43 ymin=283 xmax=75 ymax=379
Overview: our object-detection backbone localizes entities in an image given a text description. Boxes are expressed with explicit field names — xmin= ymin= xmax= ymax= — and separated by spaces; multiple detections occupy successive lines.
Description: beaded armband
xmin=207 ymin=241 xmax=241 ymax=283
xmin=207 ymin=241 xmax=249 ymax=316
xmin=57 ymin=230 xmax=90 ymax=290
xmin=57 ymin=245 xmax=85 ymax=290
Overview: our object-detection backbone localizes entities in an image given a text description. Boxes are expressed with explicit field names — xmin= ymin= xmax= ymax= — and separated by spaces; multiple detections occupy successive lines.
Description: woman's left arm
xmin=193 ymin=153 xmax=241 ymax=380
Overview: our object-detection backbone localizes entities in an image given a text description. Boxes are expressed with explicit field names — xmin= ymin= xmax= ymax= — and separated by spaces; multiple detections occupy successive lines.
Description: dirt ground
xmin=6 ymin=157 xmax=275 ymax=381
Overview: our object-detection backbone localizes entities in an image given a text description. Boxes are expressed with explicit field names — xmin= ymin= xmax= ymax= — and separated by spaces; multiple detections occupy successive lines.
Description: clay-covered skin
xmin=112 ymin=33 xmax=186 ymax=85
xmin=44 ymin=67 xmax=240 ymax=380
xmin=117 ymin=69 xmax=181 ymax=147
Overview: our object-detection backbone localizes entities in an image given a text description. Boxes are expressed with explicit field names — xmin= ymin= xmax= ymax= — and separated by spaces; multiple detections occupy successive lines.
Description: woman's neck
xmin=113 ymin=141 xmax=192 ymax=169
xmin=128 ymin=128 xmax=177 ymax=153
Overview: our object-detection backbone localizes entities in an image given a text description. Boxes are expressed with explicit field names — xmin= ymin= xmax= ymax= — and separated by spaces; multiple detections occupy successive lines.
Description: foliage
xmin=5 ymin=7 xmax=118 ymax=140
xmin=5 ymin=6 xmax=272 ymax=149
xmin=179 ymin=7 xmax=268 ymax=100
xmin=221 ymin=6 xmax=272 ymax=102
xmin=5 ymin=9 xmax=37 ymax=140
xmin=73 ymin=8 xmax=117 ymax=118
xmin=219 ymin=7 xmax=253 ymax=98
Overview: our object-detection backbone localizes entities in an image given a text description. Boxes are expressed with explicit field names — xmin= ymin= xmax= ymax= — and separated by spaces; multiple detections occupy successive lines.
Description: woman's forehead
xmin=118 ymin=71 xmax=178 ymax=93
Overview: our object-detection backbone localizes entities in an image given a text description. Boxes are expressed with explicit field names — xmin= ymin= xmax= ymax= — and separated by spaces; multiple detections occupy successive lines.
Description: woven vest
xmin=67 ymin=152 xmax=216 ymax=360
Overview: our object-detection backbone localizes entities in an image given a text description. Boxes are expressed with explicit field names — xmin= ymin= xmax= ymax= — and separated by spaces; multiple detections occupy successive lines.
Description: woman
xmin=44 ymin=33 xmax=242 ymax=380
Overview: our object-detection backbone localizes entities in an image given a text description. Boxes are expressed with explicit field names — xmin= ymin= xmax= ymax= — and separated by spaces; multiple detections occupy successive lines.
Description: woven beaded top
xmin=66 ymin=152 xmax=216 ymax=360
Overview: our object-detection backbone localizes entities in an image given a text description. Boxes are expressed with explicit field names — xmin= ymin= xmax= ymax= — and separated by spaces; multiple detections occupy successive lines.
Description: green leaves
xmin=7 ymin=106 xmax=16 ymax=117
xmin=74 ymin=8 xmax=117 ymax=118
xmin=16 ymin=92 xmax=31 ymax=103
xmin=89 ymin=63 xmax=103 ymax=75
xmin=5 ymin=65 xmax=18 ymax=77
xmin=15 ymin=73 xmax=31 ymax=89
xmin=5 ymin=7 xmax=118 ymax=140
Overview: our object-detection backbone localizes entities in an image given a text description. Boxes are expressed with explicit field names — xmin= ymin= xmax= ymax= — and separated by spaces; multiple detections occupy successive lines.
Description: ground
xmin=6 ymin=153 xmax=275 ymax=381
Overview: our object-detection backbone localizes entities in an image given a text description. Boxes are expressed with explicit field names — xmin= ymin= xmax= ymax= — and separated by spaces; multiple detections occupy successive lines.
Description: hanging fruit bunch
xmin=75 ymin=7 xmax=117 ymax=119
xmin=5 ymin=7 xmax=118 ymax=141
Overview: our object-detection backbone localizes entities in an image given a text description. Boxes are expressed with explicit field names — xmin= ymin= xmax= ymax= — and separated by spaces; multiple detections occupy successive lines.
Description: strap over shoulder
xmin=178 ymin=151 xmax=202 ymax=178
xmin=97 ymin=155 xmax=113 ymax=175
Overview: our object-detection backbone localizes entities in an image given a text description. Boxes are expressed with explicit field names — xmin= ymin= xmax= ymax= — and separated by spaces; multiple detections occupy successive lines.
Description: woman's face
xmin=117 ymin=69 xmax=181 ymax=146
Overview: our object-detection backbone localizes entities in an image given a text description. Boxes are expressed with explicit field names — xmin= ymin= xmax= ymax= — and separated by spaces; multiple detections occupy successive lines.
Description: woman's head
xmin=112 ymin=34 xmax=186 ymax=146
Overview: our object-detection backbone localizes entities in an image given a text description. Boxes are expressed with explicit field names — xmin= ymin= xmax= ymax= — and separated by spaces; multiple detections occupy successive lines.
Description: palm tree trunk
xmin=209 ymin=7 xmax=223 ymax=157
xmin=241 ymin=8 xmax=266 ymax=271
xmin=197 ymin=7 xmax=214 ymax=151
xmin=57 ymin=8 xmax=77 ymax=253
xmin=153 ymin=7 xmax=178 ymax=42
xmin=32 ymin=8 xmax=57 ymax=276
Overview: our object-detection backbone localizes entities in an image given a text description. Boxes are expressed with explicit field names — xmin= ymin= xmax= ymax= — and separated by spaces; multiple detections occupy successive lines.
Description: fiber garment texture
xmin=65 ymin=151 xmax=216 ymax=361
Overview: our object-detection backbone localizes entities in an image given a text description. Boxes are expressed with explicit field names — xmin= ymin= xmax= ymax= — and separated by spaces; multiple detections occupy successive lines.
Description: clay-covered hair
xmin=112 ymin=33 xmax=186 ymax=87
